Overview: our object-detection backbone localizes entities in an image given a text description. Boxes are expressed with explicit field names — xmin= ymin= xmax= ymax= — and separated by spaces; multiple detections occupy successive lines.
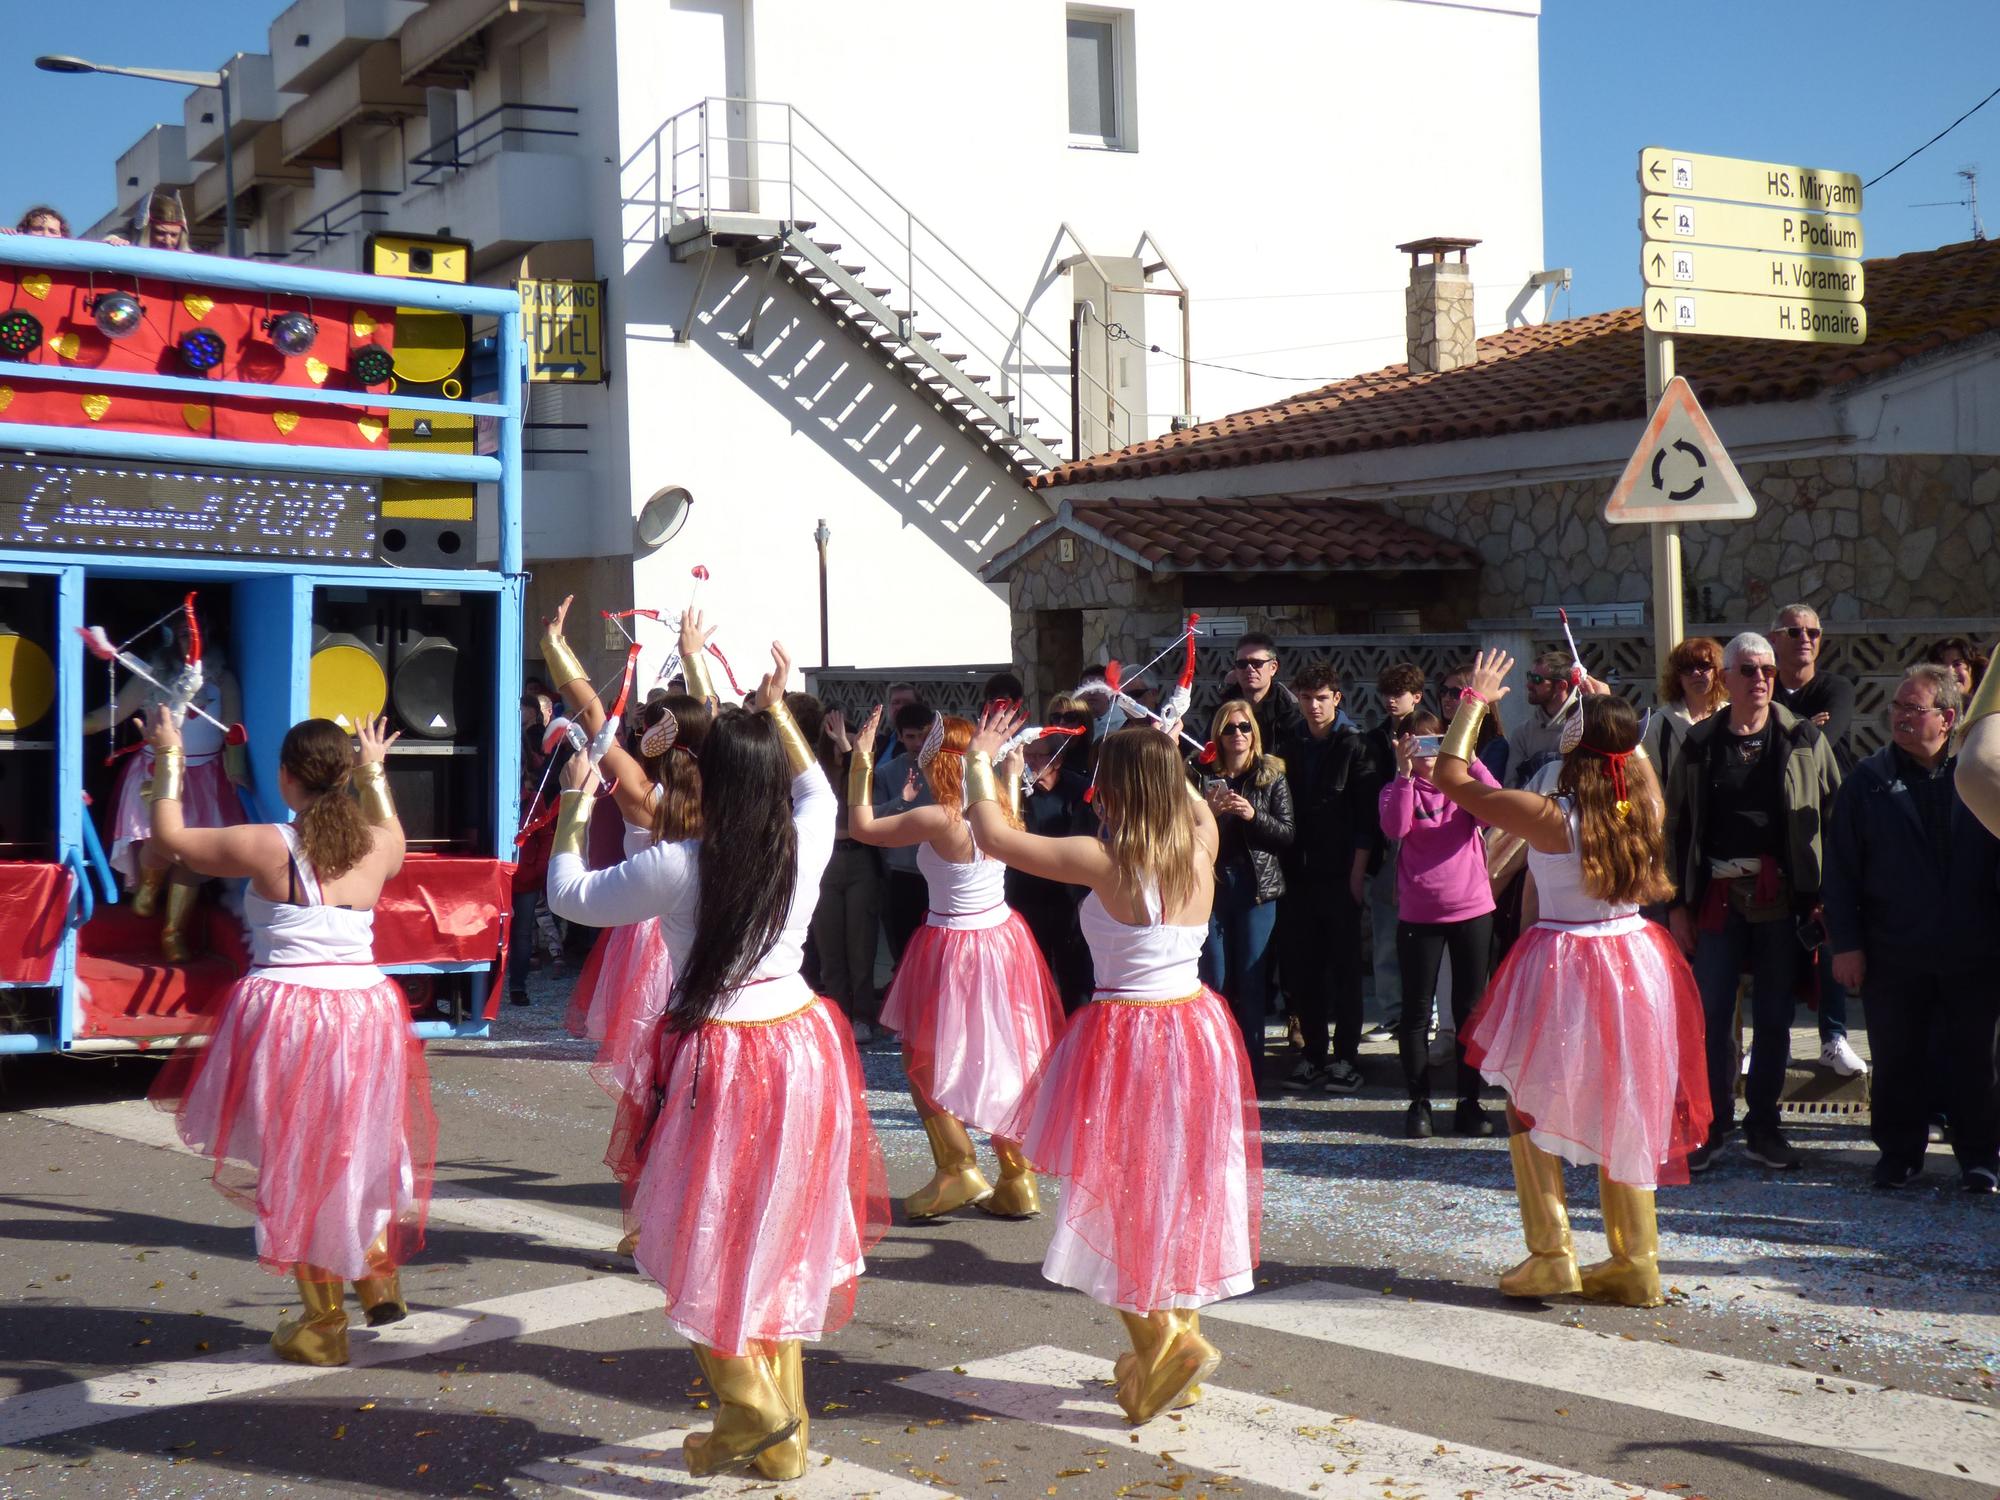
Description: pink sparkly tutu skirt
xmin=880 ymin=911 xmax=1065 ymax=1133
xmin=1464 ymin=915 xmax=1712 ymax=1188
xmin=1003 ymin=986 xmax=1261 ymax=1313
xmin=563 ymin=919 xmax=675 ymax=1196
xmin=110 ymin=751 xmax=244 ymax=881
xmin=628 ymin=997 xmax=889 ymax=1354
xmin=151 ymin=973 xmax=435 ymax=1279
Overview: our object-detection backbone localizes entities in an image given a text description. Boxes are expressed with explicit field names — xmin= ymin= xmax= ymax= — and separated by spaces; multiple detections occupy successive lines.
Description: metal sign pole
xmin=1645 ymin=328 xmax=1684 ymax=676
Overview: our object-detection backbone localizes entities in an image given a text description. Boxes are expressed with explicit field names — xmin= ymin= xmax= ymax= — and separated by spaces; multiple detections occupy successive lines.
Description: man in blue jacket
xmin=1823 ymin=664 xmax=2000 ymax=1194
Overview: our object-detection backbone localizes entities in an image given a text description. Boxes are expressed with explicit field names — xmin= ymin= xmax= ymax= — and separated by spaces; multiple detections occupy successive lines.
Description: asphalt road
xmin=2 ymin=973 xmax=1995 ymax=1500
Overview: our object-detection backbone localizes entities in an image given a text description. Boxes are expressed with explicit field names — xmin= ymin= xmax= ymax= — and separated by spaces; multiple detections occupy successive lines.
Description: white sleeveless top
xmin=143 ymin=677 xmax=226 ymax=763
xmin=918 ymin=839 xmax=1008 ymax=930
xmin=245 ymin=826 xmax=384 ymax=989
xmin=1528 ymin=800 xmax=1642 ymax=933
xmin=1079 ymin=888 xmax=1207 ymax=1001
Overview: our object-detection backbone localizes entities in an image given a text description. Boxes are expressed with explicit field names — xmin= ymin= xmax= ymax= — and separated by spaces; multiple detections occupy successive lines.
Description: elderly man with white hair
xmin=1662 ymin=631 xmax=1843 ymax=1173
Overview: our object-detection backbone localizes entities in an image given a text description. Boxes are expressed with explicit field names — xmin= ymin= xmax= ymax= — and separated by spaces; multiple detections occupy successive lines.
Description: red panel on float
xmin=0 ymin=861 xmax=70 ymax=983
xmin=373 ymin=854 xmax=516 ymax=966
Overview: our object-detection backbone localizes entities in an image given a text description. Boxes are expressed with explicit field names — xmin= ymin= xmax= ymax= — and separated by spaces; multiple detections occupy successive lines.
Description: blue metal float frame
xmin=0 ymin=236 xmax=525 ymax=1052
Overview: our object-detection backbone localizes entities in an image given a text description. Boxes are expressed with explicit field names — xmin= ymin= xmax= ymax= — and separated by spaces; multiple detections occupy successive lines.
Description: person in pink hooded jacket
xmin=1379 ymin=709 xmax=1499 ymax=1139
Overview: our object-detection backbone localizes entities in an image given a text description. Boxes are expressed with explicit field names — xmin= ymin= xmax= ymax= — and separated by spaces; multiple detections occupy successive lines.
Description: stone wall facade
xmin=1381 ymin=451 xmax=2000 ymax=623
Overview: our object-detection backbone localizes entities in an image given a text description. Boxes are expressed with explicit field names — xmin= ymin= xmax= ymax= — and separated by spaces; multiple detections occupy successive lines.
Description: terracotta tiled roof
xmin=1033 ymin=237 xmax=2000 ymax=489
xmin=981 ymin=495 xmax=1476 ymax=581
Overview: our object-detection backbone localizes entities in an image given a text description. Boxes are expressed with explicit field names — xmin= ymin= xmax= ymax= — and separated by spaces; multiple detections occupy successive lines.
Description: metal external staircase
xmin=645 ymin=99 xmax=1137 ymax=477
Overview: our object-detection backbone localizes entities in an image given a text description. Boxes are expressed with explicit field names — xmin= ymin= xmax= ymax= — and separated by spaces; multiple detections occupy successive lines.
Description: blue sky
xmin=0 ymin=1 xmax=1995 ymax=317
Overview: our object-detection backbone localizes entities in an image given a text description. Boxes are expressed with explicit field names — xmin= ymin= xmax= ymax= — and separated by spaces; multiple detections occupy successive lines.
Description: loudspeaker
xmin=0 ymin=574 xmax=58 ymax=857
xmin=313 ymin=585 xmax=494 ymax=848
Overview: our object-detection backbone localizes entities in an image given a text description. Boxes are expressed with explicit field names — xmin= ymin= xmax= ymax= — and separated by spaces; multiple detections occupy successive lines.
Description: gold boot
xmin=904 ymin=1112 xmax=994 ymax=1219
xmin=1112 ymin=1309 xmax=1220 ymax=1426
xmin=615 ymin=1228 xmax=639 ymax=1256
xmin=683 ymin=1344 xmax=799 ymax=1476
xmin=1498 ymin=1132 xmax=1583 ymax=1299
xmin=160 ymin=880 xmax=200 ymax=964
xmin=351 ymin=1235 xmax=408 ymax=1327
xmin=272 ymin=1270 xmax=349 ymax=1366
xmin=980 ymin=1138 xmax=1041 ymax=1219
xmin=129 ymin=863 xmax=169 ymax=917
xmin=1579 ymin=1170 xmax=1664 ymax=1308
xmin=751 ymin=1340 xmax=808 ymax=1480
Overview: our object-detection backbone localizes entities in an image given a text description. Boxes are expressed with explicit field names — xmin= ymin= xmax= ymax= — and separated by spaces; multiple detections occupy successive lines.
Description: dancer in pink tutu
xmin=547 ymin=638 xmax=887 ymax=1481
xmin=848 ymin=707 xmax=1066 ymax=1220
xmin=542 ymin=598 xmax=711 ymax=1249
xmin=964 ymin=709 xmax=1260 ymax=1426
xmin=147 ymin=710 xmax=430 ymax=1366
xmin=1428 ymin=649 xmax=1711 ymax=1308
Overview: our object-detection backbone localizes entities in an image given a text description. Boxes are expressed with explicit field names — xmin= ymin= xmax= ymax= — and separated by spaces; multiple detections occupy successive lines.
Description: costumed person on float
xmin=1427 ymin=648 xmax=1710 ymax=1308
xmin=963 ymin=706 xmax=1260 ymax=1426
xmin=1955 ymin=650 xmax=2000 ymax=836
xmin=848 ymin=704 xmax=1067 ymax=1221
xmin=546 ymin=637 xmax=887 ymax=1482
xmin=540 ymin=596 xmax=710 ymax=1255
xmin=146 ymin=710 xmax=431 ymax=1365
xmin=82 ymin=595 xmax=247 ymax=961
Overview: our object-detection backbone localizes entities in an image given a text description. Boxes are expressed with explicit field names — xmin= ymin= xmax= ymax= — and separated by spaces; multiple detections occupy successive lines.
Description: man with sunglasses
xmin=1505 ymin=651 xmax=1579 ymax=789
xmin=1225 ymin=633 xmax=1306 ymax=751
xmin=1768 ymin=603 xmax=1867 ymax=1080
xmin=1663 ymin=633 xmax=1843 ymax=1172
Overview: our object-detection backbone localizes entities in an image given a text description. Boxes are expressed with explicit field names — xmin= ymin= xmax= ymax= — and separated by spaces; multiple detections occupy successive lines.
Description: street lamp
xmin=814 ymin=519 xmax=831 ymax=668
xmin=36 ymin=53 xmax=239 ymax=259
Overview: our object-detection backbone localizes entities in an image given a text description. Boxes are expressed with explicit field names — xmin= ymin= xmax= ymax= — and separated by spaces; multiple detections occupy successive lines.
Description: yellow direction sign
xmin=518 ymin=278 xmax=607 ymax=383
xmin=1641 ymin=196 xmax=1863 ymax=258
xmin=1604 ymin=376 xmax=1757 ymax=525
xmin=1644 ymin=288 xmax=1866 ymax=344
xmin=1639 ymin=148 xmax=1863 ymax=214
xmin=1642 ymin=243 xmax=1864 ymax=302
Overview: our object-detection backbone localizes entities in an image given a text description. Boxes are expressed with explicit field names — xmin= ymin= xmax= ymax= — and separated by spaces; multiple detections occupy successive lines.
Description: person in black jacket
xmin=1275 ymin=664 xmax=1370 ymax=1094
xmin=1823 ymin=665 xmax=2000 ymax=1193
xmin=1223 ymin=632 xmax=1307 ymax=751
xmin=1197 ymin=697 xmax=1295 ymax=1092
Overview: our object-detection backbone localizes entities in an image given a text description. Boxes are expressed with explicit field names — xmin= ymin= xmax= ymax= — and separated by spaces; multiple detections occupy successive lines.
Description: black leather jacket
xmin=1211 ymin=757 xmax=1295 ymax=903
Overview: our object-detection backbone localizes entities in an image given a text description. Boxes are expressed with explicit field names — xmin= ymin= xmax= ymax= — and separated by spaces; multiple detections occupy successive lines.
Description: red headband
xmin=1579 ymin=741 xmax=1634 ymax=815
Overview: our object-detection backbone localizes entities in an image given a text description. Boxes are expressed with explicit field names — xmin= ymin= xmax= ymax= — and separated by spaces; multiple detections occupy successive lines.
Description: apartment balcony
xmin=270 ymin=0 xmax=425 ymax=95
xmin=187 ymin=126 xmax=315 ymax=228
xmin=281 ymin=39 xmax=427 ymax=164
xmin=402 ymin=104 xmax=587 ymax=266
xmin=114 ymin=124 xmax=194 ymax=219
xmin=400 ymin=0 xmax=586 ymax=80
xmin=185 ymin=52 xmax=294 ymax=162
xmin=290 ymin=186 xmax=401 ymax=268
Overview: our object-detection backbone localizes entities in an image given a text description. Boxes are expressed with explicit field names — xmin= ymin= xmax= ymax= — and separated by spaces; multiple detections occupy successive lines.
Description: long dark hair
xmin=641 ymin=692 xmax=710 ymax=843
xmin=667 ymin=706 xmax=796 ymax=1030
xmin=281 ymin=718 xmax=373 ymax=879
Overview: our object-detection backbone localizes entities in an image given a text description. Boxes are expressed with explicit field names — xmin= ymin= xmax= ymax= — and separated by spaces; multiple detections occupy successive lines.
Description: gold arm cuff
xmin=145 ymin=748 xmax=185 ymax=804
xmin=553 ymin=789 xmax=592 ymax=861
xmin=680 ymin=648 xmax=717 ymax=705
xmin=1438 ymin=699 xmax=1487 ymax=764
xmin=351 ymin=761 xmax=397 ymax=826
xmin=964 ymin=749 xmax=1000 ymax=810
xmin=766 ymin=698 xmax=814 ymax=777
xmin=543 ymin=634 xmax=587 ymax=691
xmin=1964 ymin=644 xmax=2000 ymax=728
xmin=1003 ymin=763 xmax=1023 ymax=825
xmin=847 ymin=745 xmax=874 ymax=808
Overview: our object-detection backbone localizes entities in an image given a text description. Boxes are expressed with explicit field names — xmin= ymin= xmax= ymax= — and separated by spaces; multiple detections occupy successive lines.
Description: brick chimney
xmin=1397 ymin=236 xmax=1481 ymax=375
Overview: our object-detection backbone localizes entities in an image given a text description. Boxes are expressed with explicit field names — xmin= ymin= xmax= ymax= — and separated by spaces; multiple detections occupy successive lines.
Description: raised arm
xmin=961 ymin=705 xmax=1117 ymax=886
xmin=138 ymin=704 xmax=290 ymax=880
xmin=543 ymin=594 xmax=657 ymax=829
xmin=842 ymin=704 xmax=955 ymax=848
xmin=545 ymin=750 xmax=694 ymax=926
xmin=1427 ymin=650 xmax=1574 ymax=854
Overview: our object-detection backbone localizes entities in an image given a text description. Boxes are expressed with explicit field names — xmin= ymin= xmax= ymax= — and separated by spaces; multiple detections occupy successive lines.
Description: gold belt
xmin=706 ymin=996 xmax=820 ymax=1028
xmin=1093 ymin=988 xmax=1203 ymax=1008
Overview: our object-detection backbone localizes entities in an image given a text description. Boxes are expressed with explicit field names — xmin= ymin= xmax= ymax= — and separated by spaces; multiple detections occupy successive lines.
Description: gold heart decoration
xmin=355 ymin=414 xmax=385 ymax=444
xmin=305 ymin=357 xmax=329 ymax=386
xmin=182 ymin=404 xmax=209 ymax=431
xmin=80 ymin=393 xmax=111 ymax=422
xmin=21 ymin=274 xmax=51 ymax=301
xmin=351 ymin=310 xmax=378 ymax=339
xmin=272 ymin=409 xmax=300 ymax=436
xmin=53 ymin=331 xmax=80 ymax=360
xmin=0 ymin=387 xmax=13 ymax=414
xmin=182 ymin=292 xmax=215 ymax=320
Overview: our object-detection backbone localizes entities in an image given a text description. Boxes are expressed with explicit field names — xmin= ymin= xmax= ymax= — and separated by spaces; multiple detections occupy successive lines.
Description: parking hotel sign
xmin=519 ymin=278 xmax=607 ymax=383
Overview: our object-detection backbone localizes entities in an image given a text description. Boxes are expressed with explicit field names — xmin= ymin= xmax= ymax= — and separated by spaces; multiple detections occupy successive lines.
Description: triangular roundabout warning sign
xmin=1602 ymin=375 xmax=1757 ymax=524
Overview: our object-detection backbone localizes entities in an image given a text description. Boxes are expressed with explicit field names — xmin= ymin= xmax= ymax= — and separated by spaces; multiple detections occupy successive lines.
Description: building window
xmin=1067 ymin=8 xmax=1134 ymax=151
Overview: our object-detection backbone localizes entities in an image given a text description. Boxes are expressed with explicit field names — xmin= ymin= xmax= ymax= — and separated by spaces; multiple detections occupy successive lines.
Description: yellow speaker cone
xmin=389 ymin=307 xmax=467 ymax=384
xmin=0 ymin=631 xmax=55 ymax=733
xmin=309 ymin=642 xmax=388 ymax=732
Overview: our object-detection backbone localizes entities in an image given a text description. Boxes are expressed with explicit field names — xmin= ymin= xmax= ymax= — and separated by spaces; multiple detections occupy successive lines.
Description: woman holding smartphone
xmin=1378 ymin=710 xmax=1498 ymax=1139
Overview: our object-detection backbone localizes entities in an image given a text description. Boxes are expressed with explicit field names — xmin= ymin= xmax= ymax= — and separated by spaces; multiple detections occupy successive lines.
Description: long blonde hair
xmin=1555 ymin=696 xmax=1674 ymax=906
xmin=1094 ymin=727 xmax=1200 ymax=914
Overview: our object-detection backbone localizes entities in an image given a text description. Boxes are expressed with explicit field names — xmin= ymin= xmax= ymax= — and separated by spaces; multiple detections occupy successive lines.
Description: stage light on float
xmin=0 ymin=310 xmax=42 ymax=357
xmin=177 ymin=327 xmax=226 ymax=372
xmin=263 ymin=308 xmax=319 ymax=357
xmin=351 ymin=343 xmax=394 ymax=386
xmin=90 ymin=290 xmax=144 ymax=340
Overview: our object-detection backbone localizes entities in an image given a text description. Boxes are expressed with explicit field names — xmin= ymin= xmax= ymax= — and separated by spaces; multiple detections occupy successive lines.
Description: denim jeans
xmin=1690 ymin=906 xmax=1800 ymax=1134
xmin=1201 ymin=862 xmax=1279 ymax=1086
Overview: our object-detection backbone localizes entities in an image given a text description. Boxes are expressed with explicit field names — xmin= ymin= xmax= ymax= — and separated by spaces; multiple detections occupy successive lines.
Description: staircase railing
xmin=656 ymin=97 xmax=1143 ymax=462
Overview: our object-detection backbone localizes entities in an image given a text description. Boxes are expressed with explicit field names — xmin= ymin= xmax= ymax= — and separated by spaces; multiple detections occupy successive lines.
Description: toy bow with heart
xmin=79 ymin=591 xmax=246 ymax=761
xmin=515 ymin=642 xmax=641 ymax=847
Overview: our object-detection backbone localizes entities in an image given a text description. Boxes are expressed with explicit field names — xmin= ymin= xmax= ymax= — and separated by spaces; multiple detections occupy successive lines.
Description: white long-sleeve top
xmin=547 ymin=766 xmax=836 ymax=1021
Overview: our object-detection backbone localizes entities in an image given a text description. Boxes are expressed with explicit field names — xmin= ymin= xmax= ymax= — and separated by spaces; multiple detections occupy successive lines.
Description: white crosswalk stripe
xmin=1203 ymin=1280 xmax=2000 ymax=1487
xmin=521 ymin=1429 xmax=954 ymax=1498
xmin=905 ymin=1345 xmax=1683 ymax=1499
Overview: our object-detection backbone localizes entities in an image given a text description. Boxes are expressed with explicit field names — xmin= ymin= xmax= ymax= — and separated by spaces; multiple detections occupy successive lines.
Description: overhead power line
xmin=1867 ymin=80 xmax=2000 ymax=188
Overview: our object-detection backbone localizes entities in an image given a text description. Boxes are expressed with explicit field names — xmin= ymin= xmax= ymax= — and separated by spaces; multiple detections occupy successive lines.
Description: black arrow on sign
xmin=1649 ymin=160 xmax=1665 ymax=182
xmin=1651 ymin=207 xmax=1668 ymax=229
xmin=1652 ymin=297 xmax=1668 ymax=320
xmin=1651 ymin=252 xmax=1666 ymax=276
xmin=1651 ymin=438 xmax=1709 ymax=501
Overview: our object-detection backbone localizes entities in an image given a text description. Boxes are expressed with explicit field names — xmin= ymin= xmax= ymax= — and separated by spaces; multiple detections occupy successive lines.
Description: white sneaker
xmin=1821 ymin=1035 xmax=1867 ymax=1077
